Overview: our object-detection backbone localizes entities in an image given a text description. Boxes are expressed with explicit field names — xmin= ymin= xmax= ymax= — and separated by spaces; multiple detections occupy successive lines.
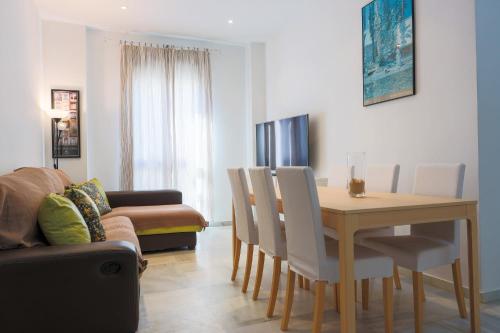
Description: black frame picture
xmin=51 ymin=89 xmax=81 ymax=158
xmin=362 ymin=0 xmax=415 ymax=106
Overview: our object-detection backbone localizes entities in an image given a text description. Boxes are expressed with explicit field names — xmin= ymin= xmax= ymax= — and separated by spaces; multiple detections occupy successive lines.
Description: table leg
xmin=338 ymin=215 xmax=357 ymax=333
xmin=467 ymin=204 xmax=481 ymax=332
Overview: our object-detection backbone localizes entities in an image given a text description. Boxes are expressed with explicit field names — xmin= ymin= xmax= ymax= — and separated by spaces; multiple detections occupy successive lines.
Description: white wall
xmin=266 ymin=0 xmax=478 ymax=284
xmin=0 ymin=0 xmax=44 ymax=174
xmin=42 ymin=21 xmax=87 ymax=182
xmin=86 ymin=29 xmax=249 ymax=222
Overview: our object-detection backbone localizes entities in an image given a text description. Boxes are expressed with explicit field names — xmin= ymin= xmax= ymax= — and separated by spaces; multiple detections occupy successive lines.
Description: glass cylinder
xmin=347 ymin=152 xmax=366 ymax=198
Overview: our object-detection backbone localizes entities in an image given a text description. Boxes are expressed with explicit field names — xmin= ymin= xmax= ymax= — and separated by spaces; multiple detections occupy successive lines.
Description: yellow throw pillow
xmin=38 ymin=193 xmax=91 ymax=245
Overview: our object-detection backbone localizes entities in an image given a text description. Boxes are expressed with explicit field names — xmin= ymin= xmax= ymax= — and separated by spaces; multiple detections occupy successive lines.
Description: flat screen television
xmin=256 ymin=114 xmax=309 ymax=170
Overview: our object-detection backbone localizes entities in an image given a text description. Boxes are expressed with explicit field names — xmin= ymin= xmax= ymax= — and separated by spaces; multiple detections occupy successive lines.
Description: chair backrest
xmin=410 ymin=164 xmax=466 ymax=253
xmin=366 ymin=164 xmax=400 ymax=193
xmin=276 ymin=167 xmax=329 ymax=280
xmin=249 ymin=167 xmax=286 ymax=258
xmin=227 ymin=168 xmax=258 ymax=245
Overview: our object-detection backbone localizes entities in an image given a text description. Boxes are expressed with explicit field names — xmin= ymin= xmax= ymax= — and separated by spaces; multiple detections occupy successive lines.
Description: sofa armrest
xmin=0 ymin=241 xmax=139 ymax=333
xmin=106 ymin=190 xmax=182 ymax=208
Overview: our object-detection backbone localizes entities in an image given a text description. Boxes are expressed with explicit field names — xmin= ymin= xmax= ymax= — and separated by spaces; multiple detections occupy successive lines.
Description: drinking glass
xmin=347 ymin=152 xmax=366 ymax=198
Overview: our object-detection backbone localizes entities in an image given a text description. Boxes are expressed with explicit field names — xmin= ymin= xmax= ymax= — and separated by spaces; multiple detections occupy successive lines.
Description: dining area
xmin=227 ymin=162 xmax=480 ymax=333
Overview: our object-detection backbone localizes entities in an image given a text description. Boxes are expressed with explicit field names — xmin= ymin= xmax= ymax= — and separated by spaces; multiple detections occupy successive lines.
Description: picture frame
xmin=362 ymin=0 xmax=415 ymax=106
xmin=51 ymin=89 xmax=81 ymax=158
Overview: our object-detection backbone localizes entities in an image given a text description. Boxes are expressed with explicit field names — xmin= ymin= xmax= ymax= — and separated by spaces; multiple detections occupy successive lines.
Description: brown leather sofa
xmin=0 ymin=167 xmax=205 ymax=333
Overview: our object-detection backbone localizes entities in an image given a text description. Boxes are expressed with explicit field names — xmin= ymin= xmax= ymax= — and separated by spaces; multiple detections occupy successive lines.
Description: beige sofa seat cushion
xmin=101 ymin=216 xmax=147 ymax=274
xmin=0 ymin=167 xmax=73 ymax=250
xmin=103 ymin=204 xmax=206 ymax=232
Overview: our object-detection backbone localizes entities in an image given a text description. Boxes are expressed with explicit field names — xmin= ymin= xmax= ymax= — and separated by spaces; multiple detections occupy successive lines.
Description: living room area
xmin=1 ymin=0 xmax=500 ymax=332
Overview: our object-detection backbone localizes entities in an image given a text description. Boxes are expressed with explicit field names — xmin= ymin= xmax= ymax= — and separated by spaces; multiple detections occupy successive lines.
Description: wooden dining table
xmin=232 ymin=186 xmax=480 ymax=333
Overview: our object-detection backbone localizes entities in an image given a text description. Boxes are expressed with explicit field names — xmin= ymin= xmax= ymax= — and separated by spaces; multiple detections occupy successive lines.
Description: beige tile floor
xmin=138 ymin=227 xmax=500 ymax=333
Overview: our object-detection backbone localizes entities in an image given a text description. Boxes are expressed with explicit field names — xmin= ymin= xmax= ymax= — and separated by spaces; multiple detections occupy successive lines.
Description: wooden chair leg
xmin=419 ymin=273 xmax=426 ymax=302
xmin=412 ymin=271 xmax=423 ymax=333
xmin=452 ymin=259 xmax=468 ymax=318
xmin=335 ymin=283 xmax=340 ymax=314
xmin=354 ymin=280 xmax=358 ymax=301
xmin=231 ymin=238 xmax=242 ymax=281
xmin=298 ymin=275 xmax=304 ymax=289
xmin=281 ymin=267 xmax=296 ymax=331
xmin=393 ymin=264 xmax=402 ymax=290
xmin=361 ymin=279 xmax=370 ymax=310
xmin=304 ymin=278 xmax=310 ymax=290
xmin=383 ymin=277 xmax=394 ymax=333
xmin=312 ymin=281 xmax=326 ymax=333
xmin=252 ymin=250 xmax=265 ymax=300
xmin=332 ymin=284 xmax=338 ymax=312
xmin=241 ymin=244 xmax=254 ymax=293
xmin=266 ymin=256 xmax=282 ymax=318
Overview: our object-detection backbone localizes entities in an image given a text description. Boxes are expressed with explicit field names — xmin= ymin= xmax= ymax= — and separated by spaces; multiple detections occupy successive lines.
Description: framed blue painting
xmin=362 ymin=0 xmax=415 ymax=106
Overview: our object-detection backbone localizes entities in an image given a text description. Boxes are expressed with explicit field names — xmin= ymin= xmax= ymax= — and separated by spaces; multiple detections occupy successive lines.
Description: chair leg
xmin=298 ymin=275 xmax=304 ymax=289
xmin=452 ymin=259 xmax=468 ymax=318
xmin=383 ymin=277 xmax=394 ymax=333
xmin=252 ymin=250 xmax=265 ymax=300
xmin=361 ymin=279 xmax=370 ymax=310
xmin=412 ymin=271 xmax=423 ymax=333
xmin=241 ymin=244 xmax=254 ymax=293
xmin=267 ymin=256 xmax=282 ymax=318
xmin=335 ymin=283 xmax=340 ymax=314
xmin=231 ymin=238 xmax=242 ymax=281
xmin=281 ymin=267 xmax=296 ymax=331
xmin=354 ymin=280 xmax=358 ymax=301
xmin=393 ymin=264 xmax=402 ymax=290
xmin=304 ymin=278 xmax=310 ymax=290
xmin=312 ymin=281 xmax=326 ymax=333
xmin=419 ymin=273 xmax=426 ymax=302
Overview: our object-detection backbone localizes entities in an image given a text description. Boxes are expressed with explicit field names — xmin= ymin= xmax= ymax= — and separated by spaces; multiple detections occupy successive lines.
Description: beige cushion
xmin=0 ymin=167 xmax=73 ymax=250
xmin=101 ymin=216 xmax=147 ymax=274
xmin=360 ymin=235 xmax=456 ymax=272
xmin=103 ymin=204 xmax=206 ymax=232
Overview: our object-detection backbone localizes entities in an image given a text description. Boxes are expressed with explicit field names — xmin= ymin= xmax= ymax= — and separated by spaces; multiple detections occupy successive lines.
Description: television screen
xmin=256 ymin=114 xmax=309 ymax=170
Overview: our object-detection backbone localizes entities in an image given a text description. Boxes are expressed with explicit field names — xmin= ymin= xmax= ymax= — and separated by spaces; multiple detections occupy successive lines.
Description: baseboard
xmin=399 ymin=267 xmax=500 ymax=303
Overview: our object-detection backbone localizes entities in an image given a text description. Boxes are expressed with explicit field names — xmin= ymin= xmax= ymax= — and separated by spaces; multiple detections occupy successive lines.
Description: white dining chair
xmin=249 ymin=167 xmax=287 ymax=317
xmin=360 ymin=163 xmax=467 ymax=333
xmin=227 ymin=168 xmax=259 ymax=293
xmin=326 ymin=164 xmax=402 ymax=304
xmin=276 ymin=167 xmax=394 ymax=333
xmin=358 ymin=164 xmax=402 ymax=304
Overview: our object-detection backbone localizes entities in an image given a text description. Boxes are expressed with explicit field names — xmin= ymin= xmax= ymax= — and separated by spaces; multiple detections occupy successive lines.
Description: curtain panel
xmin=120 ymin=44 xmax=214 ymax=220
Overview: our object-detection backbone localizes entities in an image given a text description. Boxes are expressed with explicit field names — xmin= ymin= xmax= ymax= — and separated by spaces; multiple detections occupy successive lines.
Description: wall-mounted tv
xmin=256 ymin=114 xmax=309 ymax=170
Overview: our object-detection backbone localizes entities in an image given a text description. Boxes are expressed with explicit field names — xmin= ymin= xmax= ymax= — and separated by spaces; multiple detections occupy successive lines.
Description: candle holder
xmin=347 ymin=152 xmax=366 ymax=198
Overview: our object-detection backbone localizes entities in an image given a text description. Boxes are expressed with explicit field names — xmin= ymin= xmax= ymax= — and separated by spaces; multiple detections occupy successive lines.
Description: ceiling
xmin=35 ymin=0 xmax=311 ymax=43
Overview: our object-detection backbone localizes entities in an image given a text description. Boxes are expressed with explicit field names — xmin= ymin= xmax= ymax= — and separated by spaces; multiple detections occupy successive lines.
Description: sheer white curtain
xmin=120 ymin=44 xmax=213 ymax=220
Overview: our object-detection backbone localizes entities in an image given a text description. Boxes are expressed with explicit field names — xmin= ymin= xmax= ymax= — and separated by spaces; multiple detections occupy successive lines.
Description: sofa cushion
xmin=38 ymin=193 xmax=91 ymax=245
xmin=65 ymin=188 xmax=106 ymax=242
xmin=102 ymin=204 xmax=207 ymax=233
xmin=0 ymin=168 xmax=73 ymax=250
xmin=101 ymin=216 xmax=147 ymax=274
xmin=72 ymin=179 xmax=112 ymax=215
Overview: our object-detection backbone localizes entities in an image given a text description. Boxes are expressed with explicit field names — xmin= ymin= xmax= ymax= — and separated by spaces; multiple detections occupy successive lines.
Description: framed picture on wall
xmin=362 ymin=0 xmax=415 ymax=106
xmin=51 ymin=89 xmax=81 ymax=158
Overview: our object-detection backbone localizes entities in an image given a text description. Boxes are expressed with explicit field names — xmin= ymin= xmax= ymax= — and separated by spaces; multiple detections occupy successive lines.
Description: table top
xmin=268 ymin=186 xmax=477 ymax=215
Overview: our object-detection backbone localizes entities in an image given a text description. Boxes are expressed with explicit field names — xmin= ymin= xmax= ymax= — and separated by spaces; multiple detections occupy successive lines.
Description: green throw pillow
xmin=38 ymin=193 xmax=91 ymax=245
xmin=65 ymin=188 xmax=106 ymax=242
xmin=73 ymin=178 xmax=112 ymax=215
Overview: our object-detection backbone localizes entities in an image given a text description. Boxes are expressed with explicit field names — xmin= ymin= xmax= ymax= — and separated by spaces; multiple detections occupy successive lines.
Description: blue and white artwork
xmin=362 ymin=0 xmax=415 ymax=106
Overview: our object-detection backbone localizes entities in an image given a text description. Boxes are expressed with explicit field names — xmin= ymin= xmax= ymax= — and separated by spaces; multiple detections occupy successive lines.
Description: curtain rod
xmin=119 ymin=40 xmax=219 ymax=53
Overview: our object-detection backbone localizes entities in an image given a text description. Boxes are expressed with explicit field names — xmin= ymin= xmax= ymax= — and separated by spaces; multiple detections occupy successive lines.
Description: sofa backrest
xmin=0 ymin=167 xmax=73 ymax=250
